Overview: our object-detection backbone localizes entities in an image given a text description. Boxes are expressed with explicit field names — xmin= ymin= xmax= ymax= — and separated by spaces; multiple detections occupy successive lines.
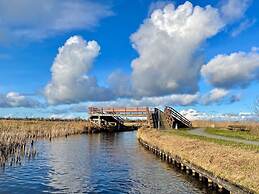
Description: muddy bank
xmin=137 ymin=128 xmax=259 ymax=193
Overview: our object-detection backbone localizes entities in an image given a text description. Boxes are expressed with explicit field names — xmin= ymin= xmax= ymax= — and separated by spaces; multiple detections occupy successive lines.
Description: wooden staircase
xmin=147 ymin=106 xmax=192 ymax=129
xmin=164 ymin=106 xmax=192 ymax=128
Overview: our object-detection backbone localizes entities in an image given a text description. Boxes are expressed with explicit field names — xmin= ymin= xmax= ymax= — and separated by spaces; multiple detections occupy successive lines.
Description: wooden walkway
xmin=88 ymin=106 xmax=192 ymax=130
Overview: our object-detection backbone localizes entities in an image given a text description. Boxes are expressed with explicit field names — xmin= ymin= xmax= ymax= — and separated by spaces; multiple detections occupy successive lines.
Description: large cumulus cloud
xmin=130 ymin=1 xmax=225 ymax=97
xmin=45 ymin=36 xmax=113 ymax=105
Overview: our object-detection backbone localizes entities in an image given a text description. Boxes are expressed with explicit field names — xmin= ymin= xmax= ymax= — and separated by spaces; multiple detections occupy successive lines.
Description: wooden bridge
xmin=88 ymin=107 xmax=150 ymax=130
xmin=88 ymin=107 xmax=149 ymax=117
xmin=88 ymin=106 xmax=191 ymax=130
xmin=148 ymin=106 xmax=192 ymax=129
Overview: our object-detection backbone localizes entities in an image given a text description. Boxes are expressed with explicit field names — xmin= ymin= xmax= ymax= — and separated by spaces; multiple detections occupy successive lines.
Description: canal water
xmin=0 ymin=131 xmax=216 ymax=193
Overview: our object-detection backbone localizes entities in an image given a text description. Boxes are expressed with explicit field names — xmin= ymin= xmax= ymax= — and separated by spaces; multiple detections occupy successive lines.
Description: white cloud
xmin=0 ymin=0 xmax=113 ymax=41
xmin=86 ymin=93 xmax=199 ymax=108
xmin=202 ymin=88 xmax=229 ymax=105
xmin=180 ymin=109 xmax=257 ymax=121
xmin=201 ymin=48 xmax=259 ymax=89
xmin=148 ymin=0 xmax=171 ymax=16
xmin=140 ymin=93 xmax=200 ymax=106
xmin=0 ymin=92 xmax=41 ymax=108
xmin=220 ymin=0 xmax=251 ymax=22
xmin=231 ymin=18 xmax=256 ymax=37
xmin=49 ymin=114 xmax=82 ymax=119
xmin=180 ymin=109 xmax=208 ymax=120
xmin=130 ymin=1 xmax=224 ymax=97
xmin=45 ymin=35 xmax=113 ymax=105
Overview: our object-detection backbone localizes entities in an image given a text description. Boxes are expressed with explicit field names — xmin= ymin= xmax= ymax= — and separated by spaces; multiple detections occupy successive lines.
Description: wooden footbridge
xmin=88 ymin=106 xmax=192 ymax=130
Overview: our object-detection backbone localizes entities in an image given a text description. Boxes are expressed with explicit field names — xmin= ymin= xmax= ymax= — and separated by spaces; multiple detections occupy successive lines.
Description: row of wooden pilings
xmin=138 ymin=138 xmax=251 ymax=194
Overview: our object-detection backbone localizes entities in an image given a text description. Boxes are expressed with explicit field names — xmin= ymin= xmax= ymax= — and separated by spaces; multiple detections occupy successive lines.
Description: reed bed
xmin=0 ymin=119 xmax=90 ymax=167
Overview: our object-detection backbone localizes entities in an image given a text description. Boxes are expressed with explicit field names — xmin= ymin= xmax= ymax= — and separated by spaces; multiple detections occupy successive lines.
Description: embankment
xmin=137 ymin=127 xmax=259 ymax=193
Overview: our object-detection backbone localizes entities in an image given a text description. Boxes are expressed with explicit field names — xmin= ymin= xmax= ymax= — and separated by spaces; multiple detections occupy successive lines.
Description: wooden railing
xmin=88 ymin=107 xmax=149 ymax=117
xmin=112 ymin=116 xmax=125 ymax=125
xmin=165 ymin=106 xmax=192 ymax=128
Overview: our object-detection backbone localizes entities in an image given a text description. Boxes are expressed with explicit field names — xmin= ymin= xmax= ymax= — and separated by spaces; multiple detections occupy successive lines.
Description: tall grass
xmin=0 ymin=119 xmax=90 ymax=167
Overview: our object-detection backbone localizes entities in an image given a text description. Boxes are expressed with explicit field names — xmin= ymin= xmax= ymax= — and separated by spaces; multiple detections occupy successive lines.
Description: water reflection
xmin=0 ymin=131 xmax=214 ymax=193
xmin=47 ymin=135 xmax=93 ymax=193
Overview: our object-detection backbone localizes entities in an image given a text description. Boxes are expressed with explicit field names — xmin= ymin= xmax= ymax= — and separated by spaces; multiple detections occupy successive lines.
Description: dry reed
xmin=137 ymin=127 xmax=259 ymax=193
xmin=0 ymin=119 xmax=90 ymax=167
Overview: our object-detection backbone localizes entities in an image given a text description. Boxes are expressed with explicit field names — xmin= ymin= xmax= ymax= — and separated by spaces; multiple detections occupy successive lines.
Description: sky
xmin=0 ymin=0 xmax=258 ymax=120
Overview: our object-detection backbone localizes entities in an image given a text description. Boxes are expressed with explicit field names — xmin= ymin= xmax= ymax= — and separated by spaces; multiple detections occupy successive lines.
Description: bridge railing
xmin=88 ymin=107 xmax=150 ymax=117
xmin=113 ymin=116 xmax=125 ymax=125
xmin=165 ymin=106 xmax=192 ymax=128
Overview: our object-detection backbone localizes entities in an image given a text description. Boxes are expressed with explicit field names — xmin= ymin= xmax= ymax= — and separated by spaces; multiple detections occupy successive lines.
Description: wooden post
xmin=98 ymin=115 xmax=101 ymax=127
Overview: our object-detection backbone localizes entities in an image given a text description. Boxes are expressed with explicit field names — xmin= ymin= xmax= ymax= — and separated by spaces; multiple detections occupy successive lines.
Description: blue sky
xmin=0 ymin=0 xmax=258 ymax=120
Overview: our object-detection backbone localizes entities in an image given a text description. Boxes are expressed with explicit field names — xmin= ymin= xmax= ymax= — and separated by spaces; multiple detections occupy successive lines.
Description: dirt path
xmin=188 ymin=128 xmax=259 ymax=146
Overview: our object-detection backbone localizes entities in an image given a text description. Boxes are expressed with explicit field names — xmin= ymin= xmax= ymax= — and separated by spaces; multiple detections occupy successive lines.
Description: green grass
xmin=205 ymin=128 xmax=259 ymax=141
xmin=162 ymin=129 xmax=259 ymax=151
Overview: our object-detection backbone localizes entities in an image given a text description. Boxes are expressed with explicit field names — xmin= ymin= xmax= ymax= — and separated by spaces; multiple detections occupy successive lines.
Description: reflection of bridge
xmin=88 ymin=106 xmax=192 ymax=130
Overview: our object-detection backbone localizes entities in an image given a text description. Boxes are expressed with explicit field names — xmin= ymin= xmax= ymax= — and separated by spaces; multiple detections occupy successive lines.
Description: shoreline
xmin=0 ymin=119 xmax=137 ymax=167
xmin=137 ymin=127 xmax=259 ymax=194
xmin=0 ymin=119 xmax=89 ymax=167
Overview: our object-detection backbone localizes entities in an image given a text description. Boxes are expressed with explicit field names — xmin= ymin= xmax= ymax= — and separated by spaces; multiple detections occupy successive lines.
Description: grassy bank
xmin=0 ymin=119 xmax=90 ymax=167
xmin=137 ymin=128 xmax=259 ymax=193
xmin=173 ymin=129 xmax=259 ymax=151
xmin=192 ymin=120 xmax=259 ymax=136
xmin=205 ymin=128 xmax=259 ymax=141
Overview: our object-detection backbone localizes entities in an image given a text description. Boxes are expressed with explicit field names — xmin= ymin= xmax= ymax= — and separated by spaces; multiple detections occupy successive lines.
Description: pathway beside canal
xmin=188 ymin=128 xmax=259 ymax=146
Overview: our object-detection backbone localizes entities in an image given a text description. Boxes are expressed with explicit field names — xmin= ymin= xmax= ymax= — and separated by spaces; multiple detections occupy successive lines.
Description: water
xmin=0 ymin=131 xmax=215 ymax=193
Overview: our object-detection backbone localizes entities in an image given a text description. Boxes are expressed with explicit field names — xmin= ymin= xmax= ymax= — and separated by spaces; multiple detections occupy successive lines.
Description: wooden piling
xmin=138 ymin=138 xmax=250 ymax=194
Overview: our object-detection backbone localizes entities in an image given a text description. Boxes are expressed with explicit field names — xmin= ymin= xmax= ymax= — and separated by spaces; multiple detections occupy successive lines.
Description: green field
xmin=205 ymin=128 xmax=259 ymax=141
xmin=163 ymin=129 xmax=259 ymax=151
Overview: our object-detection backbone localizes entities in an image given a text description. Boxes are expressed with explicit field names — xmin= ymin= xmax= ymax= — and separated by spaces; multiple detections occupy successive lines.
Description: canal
xmin=0 ymin=131 xmax=217 ymax=193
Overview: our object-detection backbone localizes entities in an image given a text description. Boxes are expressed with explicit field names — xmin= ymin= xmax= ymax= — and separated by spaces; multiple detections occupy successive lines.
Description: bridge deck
xmin=88 ymin=107 xmax=150 ymax=117
xmin=88 ymin=106 xmax=192 ymax=129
